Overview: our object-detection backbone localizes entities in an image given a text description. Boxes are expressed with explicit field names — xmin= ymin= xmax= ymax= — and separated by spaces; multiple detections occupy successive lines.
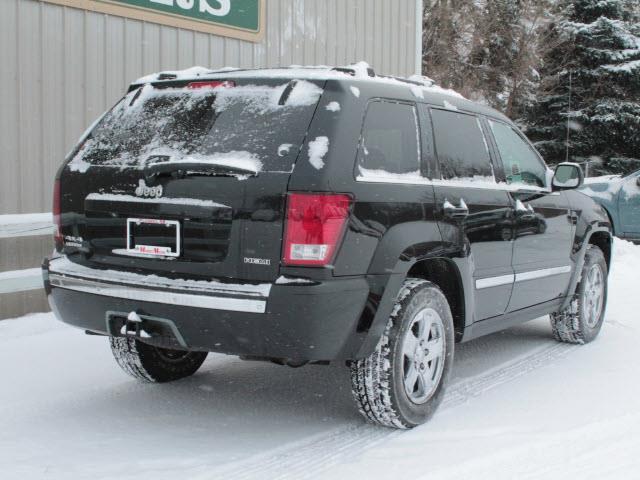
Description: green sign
xmin=107 ymin=0 xmax=260 ymax=32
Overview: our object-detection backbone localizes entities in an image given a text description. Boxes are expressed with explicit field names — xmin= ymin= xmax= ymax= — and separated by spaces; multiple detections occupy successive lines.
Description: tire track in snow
xmin=215 ymin=342 xmax=579 ymax=480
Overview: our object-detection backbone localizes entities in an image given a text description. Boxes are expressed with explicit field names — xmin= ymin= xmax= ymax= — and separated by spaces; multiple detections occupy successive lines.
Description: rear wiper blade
xmin=145 ymin=161 xmax=258 ymax=180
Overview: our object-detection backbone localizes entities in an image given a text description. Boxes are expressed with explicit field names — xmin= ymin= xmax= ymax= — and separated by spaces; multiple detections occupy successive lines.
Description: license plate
xmin=126 ymin=218 xmax=181 ymax=257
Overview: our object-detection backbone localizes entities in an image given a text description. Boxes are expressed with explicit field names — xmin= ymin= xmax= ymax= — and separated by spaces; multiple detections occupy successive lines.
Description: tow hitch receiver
xmin=120 ymin=311 xmax=152 ymax=339
xmin=106 ymin=310 xmax=188 ymax=349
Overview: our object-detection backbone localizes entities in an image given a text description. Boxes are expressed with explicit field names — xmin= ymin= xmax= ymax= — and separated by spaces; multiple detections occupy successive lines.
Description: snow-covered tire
xmin=350 ymin=278 xmax=455 ymax=429
xmin=551 ymin=245 xmax=608 ymax=344
xmin=109 ymin=337 xmax=208 ymax=383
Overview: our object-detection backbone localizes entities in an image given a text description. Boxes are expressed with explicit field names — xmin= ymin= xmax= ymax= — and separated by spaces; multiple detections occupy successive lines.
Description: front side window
xmin=430 ymin=109 xmax=494 ymax=181
xmin=356 ymin=101 xmax=421 ymax=178
xmin=489 ymin=120 xmax=547 ymax=188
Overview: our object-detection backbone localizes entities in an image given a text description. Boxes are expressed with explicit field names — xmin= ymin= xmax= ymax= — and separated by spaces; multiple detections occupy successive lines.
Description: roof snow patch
xmin=308 ymin=136 xmax=329 ymax=170
xmin=350 ymin=86 xmax=361 ymax=98
xmin=135 ymin=66 xmax=215 ymax=84
xmin=325 ymin=101 xmax=341 ymax=112
xmin=443 ymin=100 xmax=458 ymax=111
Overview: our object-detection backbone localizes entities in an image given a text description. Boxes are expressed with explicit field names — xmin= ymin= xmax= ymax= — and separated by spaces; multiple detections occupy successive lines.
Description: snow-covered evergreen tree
xmin=422 ymin=0 xmax=552 ymax=120
xmin=526 ymin=0 xmax=640 ymax=175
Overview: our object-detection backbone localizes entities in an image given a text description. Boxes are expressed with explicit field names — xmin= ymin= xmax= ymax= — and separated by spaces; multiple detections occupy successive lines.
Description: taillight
xmin=187 ymin=80 xmax=235 ymax=89
xmin=52 ymin=179 xmax=62 ymax=249
xmin=283 ymin=193 xmax=352 ymax=266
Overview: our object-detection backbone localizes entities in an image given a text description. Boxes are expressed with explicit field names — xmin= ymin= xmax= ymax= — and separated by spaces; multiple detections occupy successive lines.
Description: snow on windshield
xmin=68 ymin=81 xmax=323 ymax=174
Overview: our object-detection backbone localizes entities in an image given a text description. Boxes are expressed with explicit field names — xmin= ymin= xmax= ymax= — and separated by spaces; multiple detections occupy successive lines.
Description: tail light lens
xmin=283 ymin=193 xmax=352 ymax=266
xmin=52 ymin=179 xmax=62 ymax=249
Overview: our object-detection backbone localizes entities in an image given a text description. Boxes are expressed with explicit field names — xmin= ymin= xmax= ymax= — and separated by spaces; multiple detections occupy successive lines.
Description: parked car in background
xmin=580 ymin=171 xmax=640 ymax=243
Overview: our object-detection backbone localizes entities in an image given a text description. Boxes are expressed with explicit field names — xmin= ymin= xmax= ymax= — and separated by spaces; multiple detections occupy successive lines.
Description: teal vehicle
xmin=581 ymin=171 xmax=640 ymax=242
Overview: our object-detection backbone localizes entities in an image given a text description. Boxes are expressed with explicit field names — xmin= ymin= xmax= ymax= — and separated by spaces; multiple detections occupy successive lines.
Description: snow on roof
xmin=583 ymin=175 xmax=622 ymax=185
xmin=132 ymin=62 xmax=466 ymax=101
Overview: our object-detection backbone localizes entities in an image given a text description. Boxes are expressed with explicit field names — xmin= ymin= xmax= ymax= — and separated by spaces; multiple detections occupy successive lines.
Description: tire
xmin=110 ymin=336 xmax=208 ymax=383
xmin=350 ymin=278 xmax=455 ymax=429
xmin=550 ymin=245 xmax=608 ymax=344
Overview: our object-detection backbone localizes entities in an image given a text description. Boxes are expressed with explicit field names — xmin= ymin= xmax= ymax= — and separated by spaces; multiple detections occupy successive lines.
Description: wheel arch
xmin=355 ymin=251 xmax=470 ymax=360
xmin=588 ymin=230 xmax=612 ymax=271
xmin=561 ymin=226 xmax=613 ymax=311
xmin=600 ymin=205 xmax=616 ymax=238
xmin=406 ymin=257 xmax=466 ymax=342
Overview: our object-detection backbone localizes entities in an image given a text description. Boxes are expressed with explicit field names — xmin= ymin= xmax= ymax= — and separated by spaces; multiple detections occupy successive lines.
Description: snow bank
xmin=0 ymin=212 xmax=52 ymax=226
xmin=0 ymin=212 xmax=54 ymax=239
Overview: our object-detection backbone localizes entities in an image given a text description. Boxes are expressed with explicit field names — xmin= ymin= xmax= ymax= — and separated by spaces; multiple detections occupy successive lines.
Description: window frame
xmin=485 ymin=117 xmax=550 ymax=190
xmin=353 ymin=98 xmax=428 ymax=181
xmin=427 ymin=106 xmax=501 ymax=183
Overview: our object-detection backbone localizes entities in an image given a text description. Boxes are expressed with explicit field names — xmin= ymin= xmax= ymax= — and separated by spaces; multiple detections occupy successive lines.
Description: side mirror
xmin=552 ymin=162 xmax=584 ymax=191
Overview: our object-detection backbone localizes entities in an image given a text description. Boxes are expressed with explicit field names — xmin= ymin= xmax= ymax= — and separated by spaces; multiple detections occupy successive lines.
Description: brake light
xmin=187 ymin=80 xmax=235 ymax=89
xmin=283 ymin=193 xmax=352 ymax=266
xmin=52 ymin=179 xmax=63 ymax=249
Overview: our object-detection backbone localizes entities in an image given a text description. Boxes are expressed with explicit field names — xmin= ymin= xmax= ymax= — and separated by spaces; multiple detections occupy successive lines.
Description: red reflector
xmin=187 ymin=80 xmax=235 ymax=89
xmin=52 ymin=179 xmax=63 ymax=248
xmin=283 ymin=193 xmax=352 ymax=266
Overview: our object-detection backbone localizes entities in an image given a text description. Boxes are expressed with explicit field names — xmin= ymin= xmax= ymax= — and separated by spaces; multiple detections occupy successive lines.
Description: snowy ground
xmin=1 ymin=240 xmax=639 ymax=480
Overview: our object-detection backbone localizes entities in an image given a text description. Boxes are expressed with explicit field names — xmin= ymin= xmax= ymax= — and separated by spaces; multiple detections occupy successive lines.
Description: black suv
xmin=43 ymin=66 xmax=612 ymax=429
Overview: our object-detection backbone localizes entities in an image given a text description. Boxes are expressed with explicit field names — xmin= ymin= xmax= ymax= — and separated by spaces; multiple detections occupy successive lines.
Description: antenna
xmin=565 ymin=70 xmax=572 ymax=162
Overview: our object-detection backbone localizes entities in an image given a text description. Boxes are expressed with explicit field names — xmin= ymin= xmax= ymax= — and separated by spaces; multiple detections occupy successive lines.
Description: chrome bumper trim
xmin=48 ymin=273 xmax=267 ymax=314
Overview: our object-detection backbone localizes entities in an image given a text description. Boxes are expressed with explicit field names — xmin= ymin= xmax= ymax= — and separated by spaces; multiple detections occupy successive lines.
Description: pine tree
xmin=526 ymin=0 xmax=640 ymax=175
xmin=422 ymin=0 xmax=480 ymax=93
xmin=422 ymin=0 xmax=552 ymax=120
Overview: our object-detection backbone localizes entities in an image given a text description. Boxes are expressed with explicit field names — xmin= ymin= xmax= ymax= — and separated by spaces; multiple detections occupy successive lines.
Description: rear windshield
xmin=68 ymin=80 xmax=324 ymax=174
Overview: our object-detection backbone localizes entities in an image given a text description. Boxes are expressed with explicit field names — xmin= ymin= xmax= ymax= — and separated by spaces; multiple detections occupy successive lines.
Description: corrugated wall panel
xmin=0 ymin=0 xmax=20 ymax=214
xmin=1 ymin=0 xmax=419 ymax=317
xmin=1 ymin=0 xmax=418 ymax=216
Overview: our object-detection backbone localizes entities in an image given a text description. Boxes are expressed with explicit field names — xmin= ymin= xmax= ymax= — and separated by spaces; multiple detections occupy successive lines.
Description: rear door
xmin=486 ymin=119 xmax=574 ymax=311
xmin=59 ymin=79 xmax=324 ymax=282
xmin=426 ymin=107 xmax=515 ymax=322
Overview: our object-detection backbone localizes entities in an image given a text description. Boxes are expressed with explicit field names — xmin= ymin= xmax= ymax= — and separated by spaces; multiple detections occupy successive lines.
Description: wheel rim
xmin=401 ymin=308 xmax=446 ymax=404
xmin=583 ymin=263 xmax=605 ymax=328
xmin=155 ymin=346 xmax=191 ymax=363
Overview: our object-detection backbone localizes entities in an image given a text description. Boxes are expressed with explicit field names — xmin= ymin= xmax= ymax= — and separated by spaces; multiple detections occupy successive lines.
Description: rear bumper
xmin=43 ymin=256 xmax=378 ymax=362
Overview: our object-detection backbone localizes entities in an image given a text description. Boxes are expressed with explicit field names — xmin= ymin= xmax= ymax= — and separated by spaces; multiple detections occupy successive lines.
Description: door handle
xmin=515 ymin=199 xmax=536 ymax=220
xmin=443 ymin=198 xmax=469 ymax=219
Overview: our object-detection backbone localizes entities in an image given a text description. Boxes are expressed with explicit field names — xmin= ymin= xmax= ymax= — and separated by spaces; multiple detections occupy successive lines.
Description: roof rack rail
xmin=331 ymin=66 xmax=376 ymax=77
xmin=377 ymin=74 xmax=423 ymax=86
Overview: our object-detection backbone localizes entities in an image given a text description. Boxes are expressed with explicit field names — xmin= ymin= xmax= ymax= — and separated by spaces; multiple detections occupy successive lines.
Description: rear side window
xmin=489 ymin=120 xmax=547 ymax=188
xmin=356 ymin=101 xmax=421 ymax=177
xmin=67 ymin=80 xmax=323 ymax=173
xmin=430 ymin=109 xmax=494 ymax=180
